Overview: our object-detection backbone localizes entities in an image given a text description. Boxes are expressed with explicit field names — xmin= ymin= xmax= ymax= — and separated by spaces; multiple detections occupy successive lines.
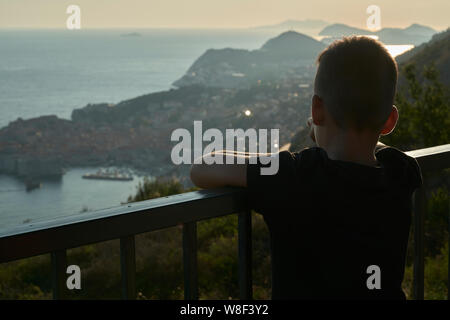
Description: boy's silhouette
xmin=190 ymin=36 xmax=422 ymax=299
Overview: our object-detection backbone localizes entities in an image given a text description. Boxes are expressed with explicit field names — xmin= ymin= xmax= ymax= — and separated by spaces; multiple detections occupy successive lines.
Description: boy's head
xmin=312 ymin=36 xmax=398 ymax=137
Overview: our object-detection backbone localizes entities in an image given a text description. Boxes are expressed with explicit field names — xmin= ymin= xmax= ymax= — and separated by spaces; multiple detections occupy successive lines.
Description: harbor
xmin=82 ymin=168 xmax=133 ymax=181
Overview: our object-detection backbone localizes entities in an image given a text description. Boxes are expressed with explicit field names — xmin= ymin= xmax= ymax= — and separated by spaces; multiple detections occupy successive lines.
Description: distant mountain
xmin=253 ymin=19 xmax=328 ymax=32
xmin=319 ymin=23 xmax=437 ymax=45
xmin=376 ymin=25 xmax=436 ymax=45
xmin=319 ymin=24 xmax=370 ymax=37
xmin=259 ymin=31 xmax=325 ymax=56
xmin=404 ymin=24 xmax=437 ymax=37
xmin=173 ymin=31 xmax=326 ymax=88
xmin=396 ymin=28 xmax=450 ymax=86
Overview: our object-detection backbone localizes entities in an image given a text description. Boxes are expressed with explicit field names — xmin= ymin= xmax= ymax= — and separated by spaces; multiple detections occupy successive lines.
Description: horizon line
xmin=0 ymin=22 xmax=448 ymax=32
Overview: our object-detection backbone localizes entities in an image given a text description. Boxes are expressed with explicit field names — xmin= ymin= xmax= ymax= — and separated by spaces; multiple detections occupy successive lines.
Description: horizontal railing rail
xmin=0 ymin=143 xmax=449 ymax=300
xmin=0 ymin=188 xmax=248 ymax=263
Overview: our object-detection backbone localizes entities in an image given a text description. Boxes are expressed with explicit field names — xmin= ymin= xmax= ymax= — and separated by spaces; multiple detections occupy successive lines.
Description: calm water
xmin=0 ymin=168 xmax=145 ymax=229
xmin=0 ymin=29 xmax=414 ymax=230
xmin=0 ymin=29 xmax=275 ymax=127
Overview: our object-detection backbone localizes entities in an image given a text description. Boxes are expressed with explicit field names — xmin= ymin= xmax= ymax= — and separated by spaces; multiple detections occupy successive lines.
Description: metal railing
xmin=0 ymin=144 xmax=449 ymax=300
xmin=404 ymin=144 xmax=450 ymax=300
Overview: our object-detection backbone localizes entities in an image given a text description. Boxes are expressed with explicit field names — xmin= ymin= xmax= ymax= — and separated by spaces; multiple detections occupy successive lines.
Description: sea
xmin=0 ymin=29 xmax=414 ymax=230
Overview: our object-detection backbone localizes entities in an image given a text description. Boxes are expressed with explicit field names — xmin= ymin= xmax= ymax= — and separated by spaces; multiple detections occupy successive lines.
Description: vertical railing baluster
xmin=51 ymin=249 xmax=67 ymax=300
xmin=448 ymin=203 xmax=449 ymax=301
xmin=238 ymin=209 xmax=252 ymax=300
xmin=413 ymin=187 xmax=426 ymax=300
xmin=120 ymin=235 xmax=136 ymax=300
xmin=183 ymin=222 xmax=198 ymax=299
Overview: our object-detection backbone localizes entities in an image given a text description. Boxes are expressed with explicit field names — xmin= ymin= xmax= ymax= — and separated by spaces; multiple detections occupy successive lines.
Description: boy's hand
xmin=307 ymin=117 xmax=316 ymax=143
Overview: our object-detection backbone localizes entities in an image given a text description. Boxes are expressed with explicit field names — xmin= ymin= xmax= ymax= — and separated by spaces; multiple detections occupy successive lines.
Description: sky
xmin=0 ymin=0 xmax=448 ymax=30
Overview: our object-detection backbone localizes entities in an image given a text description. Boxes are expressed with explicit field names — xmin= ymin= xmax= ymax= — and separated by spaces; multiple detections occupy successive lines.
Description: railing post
xmin=183 ymin=222 xmax=198 ymax=300
xmin=448 ymin=203 xmax=450 ymax=301
xmin=120 ymin=235 xmax=136 ymax=300
xmin=238 ymin=210 xmax=252 ymax=300
xmin=51 ymin=249 xmax=67 ymax=300
xmin=413 ymin=187 xmax=426 ymax=300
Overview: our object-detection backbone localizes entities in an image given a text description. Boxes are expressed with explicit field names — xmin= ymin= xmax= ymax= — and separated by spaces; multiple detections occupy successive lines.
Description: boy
xmin=190 ymin=36 xmax=422 ymax=299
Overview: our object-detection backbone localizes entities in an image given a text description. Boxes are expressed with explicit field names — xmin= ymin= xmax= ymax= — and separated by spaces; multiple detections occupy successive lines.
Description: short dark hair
xmin=314 ymin=36 xmax=398 ymax=131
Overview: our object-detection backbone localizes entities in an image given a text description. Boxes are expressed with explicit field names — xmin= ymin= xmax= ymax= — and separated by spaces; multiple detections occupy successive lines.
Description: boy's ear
xmin=311 ymin=94 xmax=325 ymax=126
xmin=380 ymin=105 xmax=399 ymax=135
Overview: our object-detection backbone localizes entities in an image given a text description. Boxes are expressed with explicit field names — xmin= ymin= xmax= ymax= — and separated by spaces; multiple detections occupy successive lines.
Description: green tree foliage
xmin=425 ymin=187 xmax=450 ymax=257
xmin=382 ymin=63 xmax=450 ymax=149
xmin=127 ymin=176 xmax=189 ymax=202
xmin=383 ymin=62 xmax=449 ymax=299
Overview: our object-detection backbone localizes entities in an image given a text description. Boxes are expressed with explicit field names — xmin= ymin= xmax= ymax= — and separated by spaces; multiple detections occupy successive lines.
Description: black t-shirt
xmin=246 ymin=146 xmax=422 ymax=299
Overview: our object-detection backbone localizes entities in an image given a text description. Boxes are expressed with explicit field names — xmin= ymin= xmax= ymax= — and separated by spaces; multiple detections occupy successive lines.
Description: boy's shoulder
xmin=288 ymin=146 xmax=327 ymax=167
xmin=248 ymin=145 xmax=422 ymax=188
xmin=288 ymin=145 xmax=419 ymax=169
xmin=374 ymin=146 xmax=423 ymax=189
xmin=285 ymin=145 xmax=423 ymax=189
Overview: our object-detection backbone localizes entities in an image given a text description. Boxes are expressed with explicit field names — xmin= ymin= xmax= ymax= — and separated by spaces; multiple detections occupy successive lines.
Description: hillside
xmin=173 ymin=31 xmax=325 ymax=88
xmin=0 ymin=80 xmax=313 ymax=179
xmin=396 ymin=28 xmax=450 ymax=86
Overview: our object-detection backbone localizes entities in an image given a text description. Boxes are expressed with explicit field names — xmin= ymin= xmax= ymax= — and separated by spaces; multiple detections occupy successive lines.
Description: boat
xmin=82 ymin=169 xmax=133 ymax=181
xmin=25 ymin=180 xmax=41 ymax=192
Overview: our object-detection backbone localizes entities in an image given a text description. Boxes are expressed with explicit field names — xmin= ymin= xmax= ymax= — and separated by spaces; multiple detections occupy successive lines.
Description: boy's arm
xmin=190 ymin=151 xmax=252 ymax=189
